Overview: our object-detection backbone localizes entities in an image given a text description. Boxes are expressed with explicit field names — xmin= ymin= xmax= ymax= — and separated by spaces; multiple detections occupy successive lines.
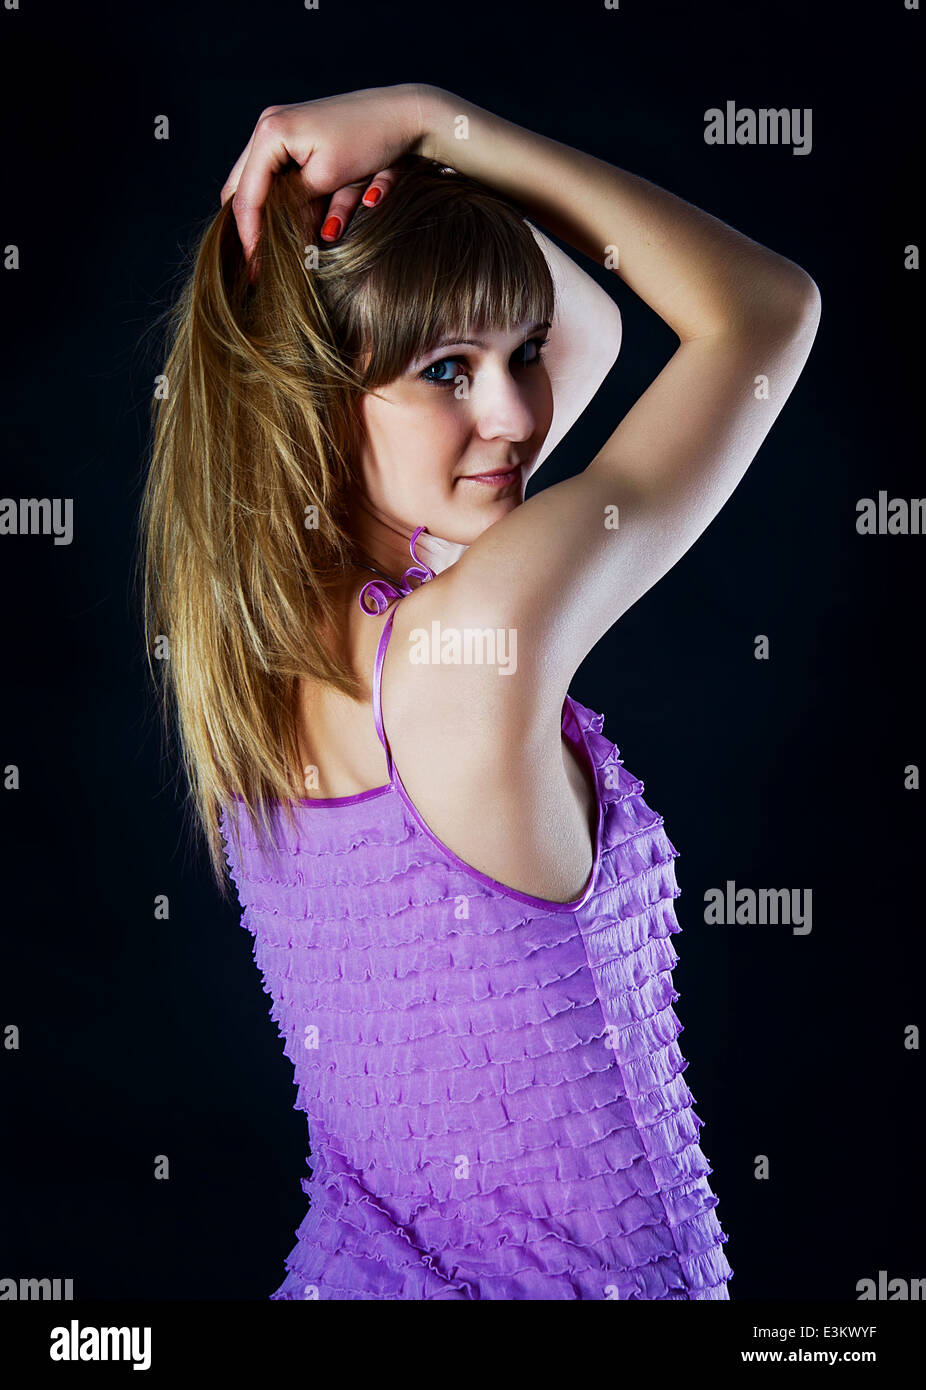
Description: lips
xmin=460 ymin=464 xmax=523 ymax=484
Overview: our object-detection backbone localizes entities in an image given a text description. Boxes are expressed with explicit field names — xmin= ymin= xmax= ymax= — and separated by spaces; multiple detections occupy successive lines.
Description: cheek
xmin=403 ymin=408 xmax=466 ymax=493
xmin=375 ymin=400 xmax=464 ymax=498
xmin=404 ymin=394 xmax=469 ymax=453
xmin=360 ymin=387 xmax=471 ymax=499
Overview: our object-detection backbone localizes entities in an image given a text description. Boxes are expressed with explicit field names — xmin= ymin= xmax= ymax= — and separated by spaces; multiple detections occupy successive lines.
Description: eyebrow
xmin=422 ymin=320 xmax=551 ymax=355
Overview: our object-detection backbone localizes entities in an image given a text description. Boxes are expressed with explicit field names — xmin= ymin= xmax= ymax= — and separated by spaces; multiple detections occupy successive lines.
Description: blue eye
xmin=420 ymin=356 xmax=464 ymax=385
xmin=418 ymin=336 xmax=550 ymax=387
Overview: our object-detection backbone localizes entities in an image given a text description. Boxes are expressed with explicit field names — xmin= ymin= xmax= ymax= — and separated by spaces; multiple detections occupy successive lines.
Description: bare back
xmin=294 ymin=570 xmax=598 ymax=904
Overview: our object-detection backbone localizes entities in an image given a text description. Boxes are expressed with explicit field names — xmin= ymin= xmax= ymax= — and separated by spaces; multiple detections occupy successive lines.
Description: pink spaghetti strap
xmin=357 ymin=525 xmax=436 ymax=616
xmin=362 ymin=526 xmax=437 ymax=768
xmin=372 ymin=604 xmax=399 ymax=767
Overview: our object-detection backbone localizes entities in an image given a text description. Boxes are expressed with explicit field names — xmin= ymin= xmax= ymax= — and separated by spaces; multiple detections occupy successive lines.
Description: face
xmin=354 ymin=319 xmax=554 ymax=549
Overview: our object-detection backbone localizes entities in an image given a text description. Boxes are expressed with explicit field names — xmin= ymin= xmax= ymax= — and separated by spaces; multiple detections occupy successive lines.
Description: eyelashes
xmin=418 ymin=336 xmax=550 ymax=388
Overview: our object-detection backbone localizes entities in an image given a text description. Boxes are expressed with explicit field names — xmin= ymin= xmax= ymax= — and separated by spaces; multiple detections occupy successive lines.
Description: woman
xmin=139 ymin=83 xmax=820 ymax=1299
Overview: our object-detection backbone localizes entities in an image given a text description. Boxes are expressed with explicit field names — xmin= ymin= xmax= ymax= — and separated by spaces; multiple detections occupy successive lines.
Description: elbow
xmin=787 ymin=269 xmax=822 ymax=324
xmin=688 ymin=265 xmax=821 ymax=344
xmin=802 ymin=276 xmax=822 ymax=330
xmin=732 ymin=267 xmax=822 ymax=340
xmin=764 ymin=265 xmax=822 ymax=334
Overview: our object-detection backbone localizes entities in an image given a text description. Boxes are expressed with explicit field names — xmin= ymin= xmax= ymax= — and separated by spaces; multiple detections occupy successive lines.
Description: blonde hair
xmin=135 ymin=152 xmax=555 ymax=895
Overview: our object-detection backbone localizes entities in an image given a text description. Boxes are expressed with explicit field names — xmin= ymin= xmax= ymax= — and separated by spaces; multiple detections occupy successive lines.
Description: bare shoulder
xmin=382 ymin=568 xmax=553 ymax=751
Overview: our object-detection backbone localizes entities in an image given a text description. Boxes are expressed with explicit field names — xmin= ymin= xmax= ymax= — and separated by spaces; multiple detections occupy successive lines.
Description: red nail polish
xmin=362 ymin=187 xmax=382 ymax=207
xmin=321 ymin=215 xmax=342 ymax=240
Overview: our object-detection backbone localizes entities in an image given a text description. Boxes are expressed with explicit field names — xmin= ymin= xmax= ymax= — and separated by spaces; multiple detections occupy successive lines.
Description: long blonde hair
xmin=135 ymin=152 xmax=555 ymax=895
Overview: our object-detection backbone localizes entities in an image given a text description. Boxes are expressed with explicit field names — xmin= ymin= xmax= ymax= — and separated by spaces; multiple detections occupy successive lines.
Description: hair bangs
xmin=349 ymin=194 xmax=555 ymax=391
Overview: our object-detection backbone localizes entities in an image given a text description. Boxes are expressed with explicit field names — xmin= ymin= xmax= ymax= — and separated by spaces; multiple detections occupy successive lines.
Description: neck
xmin=347 ymin=491 xmax=469 ymax=583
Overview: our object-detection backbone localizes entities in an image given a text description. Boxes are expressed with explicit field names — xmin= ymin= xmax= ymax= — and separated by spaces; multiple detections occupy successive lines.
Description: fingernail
xmin=321 ymin=215 xmax=342 ymax=240
xmin=362 ymin=187 xmax=382 ymax=207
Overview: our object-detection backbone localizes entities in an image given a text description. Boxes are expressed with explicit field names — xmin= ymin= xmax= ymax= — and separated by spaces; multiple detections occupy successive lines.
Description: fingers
xmin=360 ymin=166 xmax=401 ymax=207
xmin=220 ymin=105 xmax=285 ymax=207
xmin=220 ymin=103 xmax=403 ymax=278
xmin=320 ymin=167 xmax=401 ymax=242
xmin=221 ymin=108 xmax=306 ymax=266
xmin=320 ymin=183 xmax=368 ymax=242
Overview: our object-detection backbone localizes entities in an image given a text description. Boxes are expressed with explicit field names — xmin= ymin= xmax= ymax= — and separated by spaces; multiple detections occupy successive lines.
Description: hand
xmin=219 ymin=84 xmax=424 ymax=270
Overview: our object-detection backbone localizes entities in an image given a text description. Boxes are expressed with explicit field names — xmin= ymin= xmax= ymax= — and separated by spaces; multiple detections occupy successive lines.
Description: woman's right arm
xmin=409 ymin=83 xmax=821 ymax=712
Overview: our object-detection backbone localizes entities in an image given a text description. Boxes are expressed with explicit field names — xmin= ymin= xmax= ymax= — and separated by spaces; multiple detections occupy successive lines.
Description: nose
xmin=469 ymin=360 xmax=538 ymax=444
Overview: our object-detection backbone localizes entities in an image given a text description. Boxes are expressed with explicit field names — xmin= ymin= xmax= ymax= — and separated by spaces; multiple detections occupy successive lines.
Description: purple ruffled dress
xmin=219 ymin=528 xmax=733 ymax=1300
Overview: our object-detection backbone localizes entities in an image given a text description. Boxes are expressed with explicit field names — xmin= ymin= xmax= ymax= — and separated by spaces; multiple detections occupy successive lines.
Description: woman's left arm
xmin=525 ymin=224 xmax=623 ymax=485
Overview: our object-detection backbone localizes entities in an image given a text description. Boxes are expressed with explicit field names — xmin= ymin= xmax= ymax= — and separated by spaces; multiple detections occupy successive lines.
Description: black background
xmin=1 ymin=0 xmax=922 ymax=1303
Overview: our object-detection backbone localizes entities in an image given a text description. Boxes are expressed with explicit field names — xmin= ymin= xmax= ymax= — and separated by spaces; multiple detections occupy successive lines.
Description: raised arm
xmin=522 ymin=223 xmax=624 ymax=484
xmin=412 ymin=84 xmax=815 ymax=340
xmin=408 ymin=83 xmax=821 ymax=713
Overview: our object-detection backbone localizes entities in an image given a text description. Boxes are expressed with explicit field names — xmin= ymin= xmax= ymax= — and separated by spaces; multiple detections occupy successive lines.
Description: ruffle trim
xmin=267 ymin=1179 xmax=732 ymax=1300
xmin=269 ymin=968 xmax=680 ymax=1078
xmin=291 ymin=1057 xmax=700 ymax=1147
xmin=259 ymin=931 xmax=680 ymax=1026
xmin=286 ymin=999 xmax=688 ymax=1116
xmin=310 ymin=1080 xmax=710 ymax=1189
xmin=307 ymin=1148 xmax=716 ymax=1234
